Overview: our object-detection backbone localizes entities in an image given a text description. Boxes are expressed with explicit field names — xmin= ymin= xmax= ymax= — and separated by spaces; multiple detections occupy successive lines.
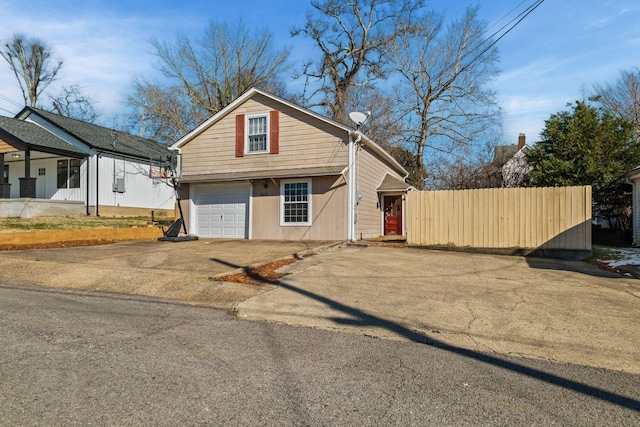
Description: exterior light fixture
xmin=12 ymin=153 xmax=20 ymax=159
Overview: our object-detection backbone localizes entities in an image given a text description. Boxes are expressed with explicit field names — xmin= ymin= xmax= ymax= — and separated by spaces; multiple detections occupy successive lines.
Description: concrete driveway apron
xmin=0 ymin=239 xmax=334 ymax=308
xmin=236 ymin=245 xmax=640 ymax=374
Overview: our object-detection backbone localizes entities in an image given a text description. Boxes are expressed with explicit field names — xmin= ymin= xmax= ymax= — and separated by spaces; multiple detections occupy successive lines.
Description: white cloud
xmin=0 ymin=5 xmax=175 ymax=121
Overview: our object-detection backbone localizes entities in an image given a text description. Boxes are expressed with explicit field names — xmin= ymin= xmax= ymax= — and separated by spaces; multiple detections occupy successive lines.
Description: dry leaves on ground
xmin=216 ymin=258 xmax=299 ymax=286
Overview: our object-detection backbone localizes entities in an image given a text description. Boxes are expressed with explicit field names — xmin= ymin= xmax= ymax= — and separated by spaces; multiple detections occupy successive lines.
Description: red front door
xmin=384 ymin=195 xmax=402 ymax=236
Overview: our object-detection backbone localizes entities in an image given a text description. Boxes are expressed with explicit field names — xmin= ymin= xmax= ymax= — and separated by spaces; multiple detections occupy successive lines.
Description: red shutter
xmin=235 ymin=114 xmax=245 ymax=157
xmin=270 ymin=110 xmax=279 ymax=154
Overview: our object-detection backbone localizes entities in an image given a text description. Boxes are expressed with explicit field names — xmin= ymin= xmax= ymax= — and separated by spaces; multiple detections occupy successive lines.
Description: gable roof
xmin=15 ymin=107 xmax=171 ymax=160
xmin=377 ymin=173 xmax=415 ymax=193
xmin=494 ymin=144 xmax=519 ymax=163
xmin=0 ymin=115 xmax=87 ymax=157
xmin=171 ymin=87 xmax=407 ymax=177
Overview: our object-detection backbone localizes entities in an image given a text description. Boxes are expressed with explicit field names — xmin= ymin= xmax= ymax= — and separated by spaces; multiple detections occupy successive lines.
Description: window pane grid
xmin=282 ymin=182 xmax=309 ymax=224
xmin=248 ymin=116 xmax=267 ymax=152
xmin=249 ymin=134 xmax=266 ymax=152
xmin=284 ymin=203 xmax=308 ymax=223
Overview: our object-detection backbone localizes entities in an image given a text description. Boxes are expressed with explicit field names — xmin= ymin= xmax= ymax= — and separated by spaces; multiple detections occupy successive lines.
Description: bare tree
xmin=345 ymin=85 xmax=424 ymax=186
xmin=391 ymin=6 xmax=501 ymax=188
xmin=1 ymin=33 xmax=63 ymax=107
xmin=49 ymin=85 xmax=100 ymax=123
xmin=428 ymin=139 xmax=504 ymax=190
xmin=346 ymin=85 xmax=403 ymax=144
xmin=292 ymin=0 xmax=424 ymax=123
xmin=592 ymin=68 xmax=640 ymax=136
xmin=128 ymin=20 xmax=290 ymax=142
xmin=128 ymin=79 xmax=201 ymax=143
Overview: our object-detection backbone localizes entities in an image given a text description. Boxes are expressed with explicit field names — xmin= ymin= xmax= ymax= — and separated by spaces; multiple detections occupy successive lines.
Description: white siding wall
xmin=93 ymin=155 xmax=175 ymax=210
xmin=4 ymin=154 xmax=174 ymax=210
xmin=32 ymin=157 xmax=84 ymax=201
xmin=2 ymin=158 xmax=84 ymax=200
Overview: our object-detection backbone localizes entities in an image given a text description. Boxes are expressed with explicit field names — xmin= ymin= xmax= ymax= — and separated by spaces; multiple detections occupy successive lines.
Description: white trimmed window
xmin=57 ymin=159 xmax=81 ymax=189
xmin=247 ymin=114 xmax=268 ymax=153
xmin=280 ymin=179 xmax=312 ymax=226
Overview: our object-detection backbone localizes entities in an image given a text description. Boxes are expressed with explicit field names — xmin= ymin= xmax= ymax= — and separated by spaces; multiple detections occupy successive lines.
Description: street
xmin=1 ymin=285 xmax=638 ymax=425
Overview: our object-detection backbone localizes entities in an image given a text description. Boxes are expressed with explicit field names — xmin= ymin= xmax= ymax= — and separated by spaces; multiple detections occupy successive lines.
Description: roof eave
xmin=627 ymin=166 xmax=640 ymax=180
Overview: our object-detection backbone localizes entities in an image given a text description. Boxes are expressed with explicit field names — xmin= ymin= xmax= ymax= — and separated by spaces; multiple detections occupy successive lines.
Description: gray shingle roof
xmin=0 ymin=115 xmax=87 ymax=156
xmin=21 ymin=107 xmax=172 ymax=160
xmin=494 ymin=144 xmax=519 ymax=163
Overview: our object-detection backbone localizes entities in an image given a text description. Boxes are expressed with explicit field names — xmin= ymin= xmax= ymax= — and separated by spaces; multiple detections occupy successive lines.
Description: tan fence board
xmin=407 ymin=186 xmax=591 ymax=251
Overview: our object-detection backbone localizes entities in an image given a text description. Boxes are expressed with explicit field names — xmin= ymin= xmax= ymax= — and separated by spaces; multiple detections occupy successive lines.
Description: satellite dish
xmin=349 ymin=111 xmax=370 ymax=128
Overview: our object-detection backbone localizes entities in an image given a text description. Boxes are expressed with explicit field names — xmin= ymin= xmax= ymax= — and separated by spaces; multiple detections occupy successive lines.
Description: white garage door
xmin=194 ymin=183 xmax=249 ymax=238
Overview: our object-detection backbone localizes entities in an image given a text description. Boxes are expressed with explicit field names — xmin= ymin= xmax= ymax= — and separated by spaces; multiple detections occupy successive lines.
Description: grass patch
xmin=0 ymin=216 xmax=173 ymax=232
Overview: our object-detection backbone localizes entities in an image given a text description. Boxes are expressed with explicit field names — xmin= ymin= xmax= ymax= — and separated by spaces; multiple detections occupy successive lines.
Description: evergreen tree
xmin=527 ymin=101 xmax=640 ymax=227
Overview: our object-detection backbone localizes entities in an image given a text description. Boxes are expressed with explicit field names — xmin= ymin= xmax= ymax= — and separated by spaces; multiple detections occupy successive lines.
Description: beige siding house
xmin=171 ymin=88 xmax=410 ymax=241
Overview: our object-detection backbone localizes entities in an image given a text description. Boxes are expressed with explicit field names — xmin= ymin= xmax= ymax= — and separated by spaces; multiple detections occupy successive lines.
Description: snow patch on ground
xmin=597 ymin=247 xmax=640 ymax=268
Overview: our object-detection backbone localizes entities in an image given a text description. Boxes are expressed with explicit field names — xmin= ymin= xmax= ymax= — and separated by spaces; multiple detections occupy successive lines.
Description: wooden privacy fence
xmin=406 ymin=186 xmax=591 ymax=251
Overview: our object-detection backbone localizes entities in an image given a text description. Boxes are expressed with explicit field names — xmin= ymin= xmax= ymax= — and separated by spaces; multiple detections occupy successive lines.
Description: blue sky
xmin=0 ymin=0 xmax=638 ymax=147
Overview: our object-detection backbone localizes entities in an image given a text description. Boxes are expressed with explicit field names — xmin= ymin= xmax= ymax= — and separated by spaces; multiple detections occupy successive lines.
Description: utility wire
xmin=0 ymin=93 xmax=23 ymax=108
xmin=0 ymin=92 xmax=23 ymax=116
xmin=367 ymin=0 xmax=544 ymax=140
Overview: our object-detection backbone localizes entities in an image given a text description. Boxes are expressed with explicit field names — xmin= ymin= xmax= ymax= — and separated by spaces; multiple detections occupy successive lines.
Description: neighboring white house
xmin=501 ymin=133 xmax=532 ymax=188
xmin=0 ymin=107 xmax=175 ymax=217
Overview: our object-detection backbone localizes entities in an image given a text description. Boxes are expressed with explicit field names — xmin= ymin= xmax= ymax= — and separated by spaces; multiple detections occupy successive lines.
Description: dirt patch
xmin=0 ymin=216 xmax=170 ymax=232
xmin=216 ymin=258 xmax=299 ymax=286
xmin=0 ymin=239 xmax=114 ymax=251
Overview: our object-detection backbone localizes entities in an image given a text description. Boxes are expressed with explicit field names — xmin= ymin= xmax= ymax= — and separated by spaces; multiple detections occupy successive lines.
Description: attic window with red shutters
xmin=235 ymin=110 xmax=279 ymax=157
xmin=247 ymin=114 xmax=268 ymax=153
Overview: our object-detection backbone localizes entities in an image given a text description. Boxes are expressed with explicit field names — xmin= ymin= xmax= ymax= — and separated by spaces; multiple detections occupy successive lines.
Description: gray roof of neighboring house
xmin=16 ymin=107 xmax=172 ymax=160
xmin=0 ymin=115 xmax=87 ymax=156
xmin=494 ymin=144 xmax=519 ymax=163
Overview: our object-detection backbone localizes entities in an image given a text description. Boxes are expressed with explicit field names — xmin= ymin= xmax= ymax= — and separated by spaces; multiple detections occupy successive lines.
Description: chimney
xmin=518 ymin=133 xmax=526 ymax=150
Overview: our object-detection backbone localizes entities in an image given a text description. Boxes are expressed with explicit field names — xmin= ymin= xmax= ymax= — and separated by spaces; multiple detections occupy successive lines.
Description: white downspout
xmin=347 ymin=133 xmax=354 ymax=242
xmin=348 ymin=132 xmax=362 ymax=242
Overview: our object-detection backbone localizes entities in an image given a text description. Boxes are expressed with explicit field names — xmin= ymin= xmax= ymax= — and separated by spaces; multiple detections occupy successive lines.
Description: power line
xmin=485 ymin=0 xmax=530 ymax=34
xmin=366 ymin=0 xmax=545 ymax=142
xmin=0 ymin=92 xmax=23 ymax=116
xmin=0 ymin=92 xmax=23 ymax=108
